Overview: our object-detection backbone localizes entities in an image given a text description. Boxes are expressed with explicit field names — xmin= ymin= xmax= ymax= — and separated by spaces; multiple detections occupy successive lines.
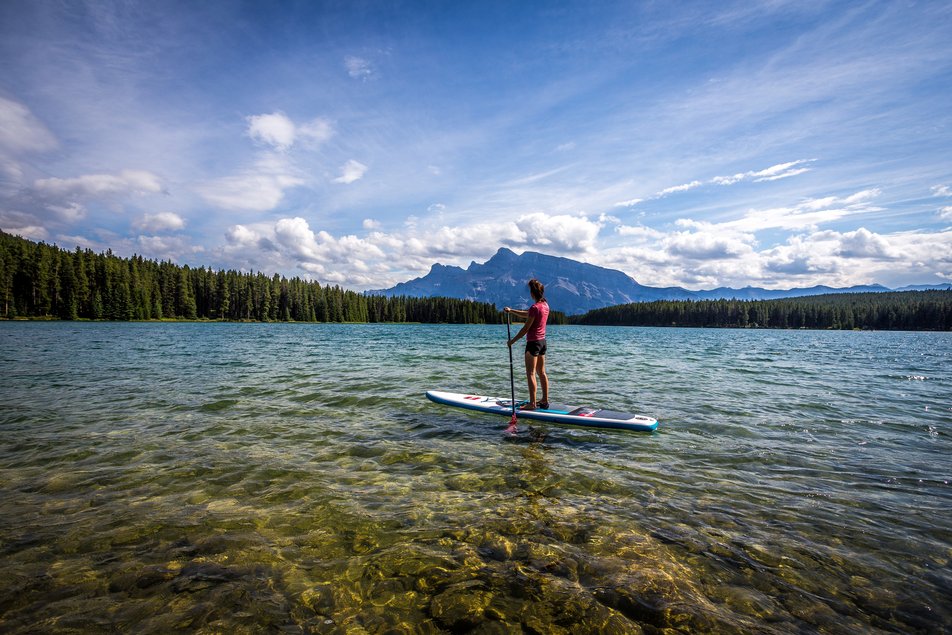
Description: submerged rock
xmin=429 ymin=581 xmax=492 ymax=630
xmin=170 ymin=561 xmax=243 ymax=593
xmin=300 ymin=584 xmax=336 ymax=614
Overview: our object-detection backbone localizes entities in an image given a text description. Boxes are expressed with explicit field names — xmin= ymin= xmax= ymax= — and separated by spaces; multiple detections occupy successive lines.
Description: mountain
xmin=690 ymin=284 xmax=891 ymax=301
xmin=894 ymin=283 xmax=952 ymax=292
xmin=374 ymin=248 xmax=691 ymax=315
xmin=372 ymin=248 xmax=951 ymax=315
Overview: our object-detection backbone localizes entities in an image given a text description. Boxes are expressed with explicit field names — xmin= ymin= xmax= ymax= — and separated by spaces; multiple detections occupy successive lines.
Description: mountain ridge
xmin=372 ymin=248 xmax=951 ymax=315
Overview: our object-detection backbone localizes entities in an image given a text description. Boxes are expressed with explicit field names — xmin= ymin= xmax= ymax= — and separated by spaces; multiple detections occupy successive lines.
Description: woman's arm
xmin=504 ymin=307 xmax=530 ymax=319
xmin=508 ymin=314 xmax=536 ymax=347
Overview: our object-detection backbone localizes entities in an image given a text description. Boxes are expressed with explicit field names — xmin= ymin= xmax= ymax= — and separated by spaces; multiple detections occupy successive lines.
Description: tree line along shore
xmin=0 ymin=231 xmax=519 ymax=324
xmin=2 ymin=231 xmax=948 ymax=330
xmin=567 ymin=292 xmax=951 ymax=331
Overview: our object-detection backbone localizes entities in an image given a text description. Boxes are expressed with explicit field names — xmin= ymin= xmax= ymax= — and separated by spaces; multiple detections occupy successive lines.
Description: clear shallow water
xmin=0 ymin=322 xmax=950 ymax=634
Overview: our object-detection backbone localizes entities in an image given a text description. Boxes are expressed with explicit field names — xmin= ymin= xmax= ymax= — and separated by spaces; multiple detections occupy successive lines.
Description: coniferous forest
xmin=570 ymin=292 xmax=952 ymax=330
xmin=0 ymin=231 xmax=521 ymax=324
xmin=3 ymin=230 xmax=947 ymax=329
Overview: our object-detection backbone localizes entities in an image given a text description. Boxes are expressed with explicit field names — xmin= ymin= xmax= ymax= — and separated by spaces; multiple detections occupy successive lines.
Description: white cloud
xmin=34 ymin=170 xmax=162 ymax=199
xmin=713 ymin=160 xmax=814 ymax=185
xmin=212 ymin=197 xmax=952 ymax=292
xmin=514 ymin=212 xmax=602 ymax=252
xmin=362 ymin=218 xmax=382 ymax=230
xmin=0 ymin=208 xmax=41 ymax=234
xmin=751 ymin=160 xmax=813 ymax=182
xmin=216 ymin=211 xmax=608 ymax=288
xmin=616 ymin=224 xmax=665 ymax=241
xmin=198 ymin=153 xmax=305 ymax=211
xmin=931 ymin=185 xmax=951 ymax=197
xmin=612 ymin=160 xmax=814 ymax=211
xmin=424 ymin=222 xmax=524 ymax=257
xmin=43 ymin=202 xmax=86 ymax=222
xmin=297 ymin=117 xmax=334 ymax=145
xmin=657 ymin=180 xmax=702 ymax=197
xmin=247 ymin=112 xmax=297 ymax=150
xmin=590 ymin=180 xmax=952 ymax=289
xmin=0 ymin=157 xmax=25 ymax=198
xmin=246 ymin=112 xmax=333 ymax=151
xmin=334 ymin=159 xmax=368 ymax=184
xmin=199 ymin=172 xmax=302 ymax=211
xmin=201 ymin=113 xmax=334 ymax=211
xmin=1 ymin=224 xmax=48 ymax=241
xmin=0 ymin=97 xmax=57 ymax=154
xmin=274 ymin=217 xmax=321 ymax=260
xmin=681 ymin=188 xmax=883 ymax=234
xmin=345 ymin=56 xmax=374 ymax=80
xmin=830 ymin=227 xmax=897 ymax=259
xmin=711 ymin=174 xmax=745 ymax=186
xmin=841 ymin=189 xmax=880 ymax=205
xmin=135 ymin=234 xmax=202 ymax=261
xmin=665 ymin=230 xmax=755 ymax=260
xmin=16 ymin=169 xmax=164 ymax=225
xmin=223 ymin=217 xmax=389 ymax=285
xmin=226 ymin=224 xmax=259 ymax=246
xmin=135 ymin=211 xmax=185 ymax=233
xmin=940 ymin=206 xmax=952 ymax=220
xmin=600 ymin=222 xmax=952 ymax=290
xmin=763 ymin=236 xmax=838 ymax=277
xmin=757 ymin=228 xmax=911 ymax=281
xmin=755 ymin=167 xmax=811 ymax=182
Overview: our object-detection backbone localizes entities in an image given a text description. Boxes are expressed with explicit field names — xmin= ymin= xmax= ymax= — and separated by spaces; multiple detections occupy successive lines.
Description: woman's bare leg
xmin=537 ymin=354 xmax=549 ymax=405
xmin=524 ymin=350 xmax=538 ymax=406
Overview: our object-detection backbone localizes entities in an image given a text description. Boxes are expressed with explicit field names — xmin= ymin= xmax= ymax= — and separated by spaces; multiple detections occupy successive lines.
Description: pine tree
xmin=57 ymin=253 xmax=78 ymax=320
xmin=0 ymin=236 xmax=12 ymax=318
xmin=177 ymin=267 xmax=198 ymax=319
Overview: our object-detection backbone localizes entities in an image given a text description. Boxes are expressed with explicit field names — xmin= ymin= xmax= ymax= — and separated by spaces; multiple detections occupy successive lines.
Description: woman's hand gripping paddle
xmin=505 ymin=311 xmax=518 ymax=434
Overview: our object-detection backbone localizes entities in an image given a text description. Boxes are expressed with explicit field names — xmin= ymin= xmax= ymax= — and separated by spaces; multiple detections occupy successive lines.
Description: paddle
xmin=505 ymin=311 xmax=518 ymax=433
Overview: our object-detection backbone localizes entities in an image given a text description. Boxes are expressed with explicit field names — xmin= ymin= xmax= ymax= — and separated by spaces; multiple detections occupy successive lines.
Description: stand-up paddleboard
xmin=425 ymin=390 xmax=658 ymax=432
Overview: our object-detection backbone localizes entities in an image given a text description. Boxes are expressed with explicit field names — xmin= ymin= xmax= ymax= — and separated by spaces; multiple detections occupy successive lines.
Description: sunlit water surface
xmin=1 ymin=322 xmax=950 ymax=634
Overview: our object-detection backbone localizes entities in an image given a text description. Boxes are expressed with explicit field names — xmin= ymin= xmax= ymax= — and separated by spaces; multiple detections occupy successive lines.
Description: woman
xmin=505 ymin=279 xmax=550 ymax=410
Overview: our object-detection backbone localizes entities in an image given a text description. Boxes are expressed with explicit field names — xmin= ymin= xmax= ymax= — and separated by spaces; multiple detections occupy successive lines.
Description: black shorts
xmin=526 ymin=339 xmax=547 ymax=357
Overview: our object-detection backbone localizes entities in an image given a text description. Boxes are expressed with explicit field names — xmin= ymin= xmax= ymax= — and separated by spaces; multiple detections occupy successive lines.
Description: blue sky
xmin=1 ymin=0 xmax=950 ymax=290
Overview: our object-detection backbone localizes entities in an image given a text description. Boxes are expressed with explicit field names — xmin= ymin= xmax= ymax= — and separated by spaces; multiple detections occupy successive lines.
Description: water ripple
xmin=1 ymin=322 xmax=950 ymax=633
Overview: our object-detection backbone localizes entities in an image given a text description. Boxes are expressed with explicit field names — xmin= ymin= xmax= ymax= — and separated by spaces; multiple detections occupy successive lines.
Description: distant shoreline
xmin=2 ymin=316 xmax=949 ymax=332
xmin=2 ymin=231 xmax=947 ymax=330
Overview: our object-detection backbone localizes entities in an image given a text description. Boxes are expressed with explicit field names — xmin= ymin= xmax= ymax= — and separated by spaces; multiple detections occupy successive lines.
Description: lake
xmin=0 ymin=322 xmax=949 ymax=633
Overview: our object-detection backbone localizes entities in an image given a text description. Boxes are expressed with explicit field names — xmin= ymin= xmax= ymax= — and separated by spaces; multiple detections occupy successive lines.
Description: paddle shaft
xmin=506 ymin=312 xmax=516 ymax=419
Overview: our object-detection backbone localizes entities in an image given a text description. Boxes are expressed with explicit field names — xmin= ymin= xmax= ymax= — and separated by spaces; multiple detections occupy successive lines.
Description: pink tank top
xmin=527 ymin=301 xmax=549 ymax=341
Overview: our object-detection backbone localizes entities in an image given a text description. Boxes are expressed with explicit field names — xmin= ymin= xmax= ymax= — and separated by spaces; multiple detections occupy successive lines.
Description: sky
xmin=1 ymin=0 xmax=951 ymax=291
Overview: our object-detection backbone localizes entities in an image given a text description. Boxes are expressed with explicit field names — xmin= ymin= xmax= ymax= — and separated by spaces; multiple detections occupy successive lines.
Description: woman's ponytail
xmin=528 ymin=278 xmax=546 ymax=303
